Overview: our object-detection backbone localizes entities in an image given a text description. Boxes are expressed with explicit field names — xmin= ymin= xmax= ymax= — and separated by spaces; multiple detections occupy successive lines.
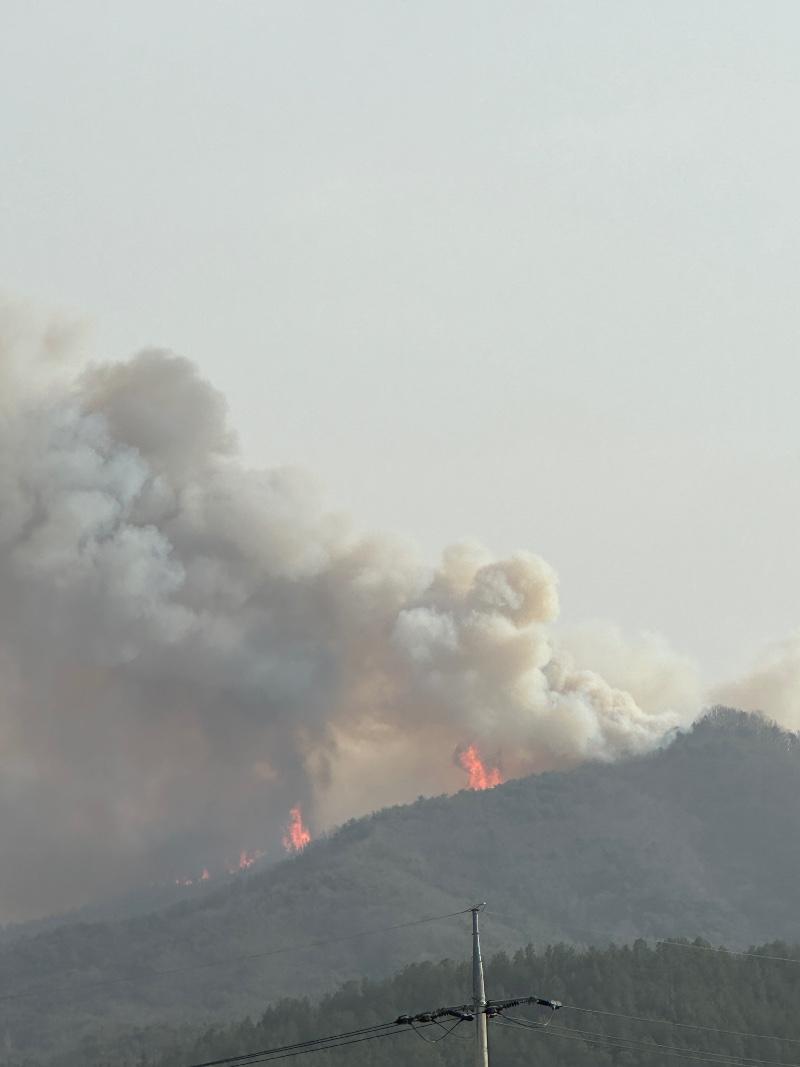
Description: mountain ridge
xmin=3 ymin=708 xmax=800 ymax=1063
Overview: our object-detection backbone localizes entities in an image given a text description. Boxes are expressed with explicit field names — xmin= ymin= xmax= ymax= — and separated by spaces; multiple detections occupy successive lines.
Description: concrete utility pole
xmin=394 ymin=904 xmax=561 ymax=1060
xmin=472 ymin=904 xmax=489 ymax=1067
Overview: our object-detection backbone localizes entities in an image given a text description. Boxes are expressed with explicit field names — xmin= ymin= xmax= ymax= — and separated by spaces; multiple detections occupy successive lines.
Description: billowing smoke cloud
xmin=0 ymin=308 xmax=705 ymax=920
xmin=713 ymin=633 xmax=800 ymax=729
xmin=556 ymin=623 xmax=702 ymax=723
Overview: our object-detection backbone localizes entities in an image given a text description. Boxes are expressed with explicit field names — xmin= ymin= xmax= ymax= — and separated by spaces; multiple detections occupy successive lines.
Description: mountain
xmin=0 ymin=870 xmax=255 ymax=948
xmin=3 ymin=708 xmax=800 ymax=1065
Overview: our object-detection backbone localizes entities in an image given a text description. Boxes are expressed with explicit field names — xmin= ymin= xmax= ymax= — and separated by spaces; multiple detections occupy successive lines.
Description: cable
xmin=495 ymin=1010 xmax=555 ymax=1030
xmin=497 ymin=1017 xmax=753 ymax=1066
xmin=497 ymin=1017 xmax=800 ymax=1067
xmin=497 ymin=1016 xmax=737 ymax=1066
xmin=230 ymin=1026 xmax=425 ymax=1064
xmin=433 ymin=1017 xmax=472 ymax=1042
xmin=183 ymin=1023 xmax=399 ymax=1067
xmin=532 ymin=1008 xmax=556 ymax=1029
xmin=562 ymin=1003 xmax=800 ymax=1046
xmin=0 ymin=906 xmax=472 ymax=1004
xmin=657 ymin=942 xmax=800 ymax=966
xmin=548 ymin=1023 xmax=800 ymax=1067
xmin=183 ymin=1023 xmax=433 ymax=1067
xmin=409 ymin=1018 xmax=465 ymax=1044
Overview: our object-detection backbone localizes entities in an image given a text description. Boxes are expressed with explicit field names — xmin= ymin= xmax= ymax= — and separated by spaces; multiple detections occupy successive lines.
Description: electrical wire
xmin=221 ymin=1026 xmax=428 ymax=1065
xmin=177 ymin=964 xmax=800 ymax=1067
xmin=497 ymin=1016 xmax=800 ymax=1067
xmin=487 ymin=1002 xmax=558 ymax=1029
xmin=656 ymin=942 xmax=800 ymax=966
xmin=497 ymin=1016 xmax=757 ymax=1066
xmin=181 ymin=1022 xmax=440 ymax=1067
xmin=547 ymin=1023 xmax=800 ymax=1067
xmin=533 ymin=1008 xmax=556 ymax=1029
xmin=433 ymin=1017 xmax=472 ymax=1042
xmin=0 ymin=906 xmax=472 ymax=1004
xmin=561 ymin=1003 xmax=800 ymax=1046
xmin=182 ymin=1023 xmax=401 ymax=1067
xmin=497 ymin=1016 xmax=741 ymax=1066
xmin=409 ymin=1018 xmax=465 ymax=1044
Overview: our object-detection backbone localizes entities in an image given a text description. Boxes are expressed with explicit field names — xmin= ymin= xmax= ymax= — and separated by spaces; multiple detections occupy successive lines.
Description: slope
xmin=150 ymin=936 xmax=800 ymax=1067
xmin=3 ymin=708 xmax=800 ymax=1064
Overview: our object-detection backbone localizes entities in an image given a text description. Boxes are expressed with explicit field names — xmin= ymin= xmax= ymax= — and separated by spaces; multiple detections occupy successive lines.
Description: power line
xmin=183 ymin=1023 xmax=400 ymax=1067
xmin=657 ymin=941 xmax=800 ymax=966
xmin=13 ymin=900 xmax=800 ymax=1067
xmin=180 ymin=906 xmax=520 ymax=1067
xmin=562 ymin=1003 xmax=800 ymax=1046
xmin=181 ymin=1022 xmax=408 ymax=1067
xmin=209 ymin=1026 xmax=430 ymax=1065
xmin=161 ymin=910 xmax=800 ymax=1067
xmin=432 ymin=1017 xmax=473 ymax=1042
xmin=215 ymin=987 xmax=800 ymax=1067
xmin=549 ymin=1022 xmax=800 ymax=1067
xmin=0 ymin=906 xmax=472 ymax=1004
xmin=497 ymin=1017 xmax=746 ymax=1066
xmin=409 ymin=1019 xmax=466 ymax=1044
xmin=497 ymin=1017 xmax=800 ymax=1067
xmin=180 ymin=1018 xmax=466 ymax=1066
xmin=391 ymin=905 xmax=562 ymax=1067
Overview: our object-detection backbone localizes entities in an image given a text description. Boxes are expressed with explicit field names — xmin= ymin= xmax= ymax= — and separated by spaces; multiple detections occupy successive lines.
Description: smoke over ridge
xmin=0 ymin=307 xmax=790 ymax=921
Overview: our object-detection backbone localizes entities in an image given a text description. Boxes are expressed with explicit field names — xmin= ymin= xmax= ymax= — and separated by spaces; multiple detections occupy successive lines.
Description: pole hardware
xmin=393 ymin=905 xmax=561 ymax=1064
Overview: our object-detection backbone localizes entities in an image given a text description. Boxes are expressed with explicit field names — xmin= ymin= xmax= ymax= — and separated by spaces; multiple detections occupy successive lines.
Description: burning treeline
xmin=283 ymin=806 xmax=312 ymax=853
xmin=458 ymin=745 xmax=503 ymax=790
xmin=1 ymin=308 xmax=785 ymax=921
xmin=177 ymin=807 xmax=312 ymax=886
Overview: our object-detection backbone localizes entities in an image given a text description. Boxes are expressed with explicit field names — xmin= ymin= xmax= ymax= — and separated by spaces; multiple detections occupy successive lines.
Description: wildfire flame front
xmin=238 ymin=849 xmax=263 ymax=870
xmin=458 ymin=744 xmax=503 ymax=790
xmin=282 ymin=805 xmax=312 ymax=853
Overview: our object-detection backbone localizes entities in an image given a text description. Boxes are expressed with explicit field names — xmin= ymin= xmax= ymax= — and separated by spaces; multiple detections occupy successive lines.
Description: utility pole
xmin=394 ymin=904 xmax=561 ymax=1064
xmin=472 ymin=904 xmax=489 ymax=1067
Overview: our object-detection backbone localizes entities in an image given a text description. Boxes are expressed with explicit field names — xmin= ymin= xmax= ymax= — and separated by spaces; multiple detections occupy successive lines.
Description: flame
xmin=237 ymin=848 xmax=264 ymax=870
xmin=458 ymin=744 xmax=503 ymax=790
xmin=282 ymin=805 xmax=312 ymax=853
xmin=174 ymin=865 xmax=213 ymax=886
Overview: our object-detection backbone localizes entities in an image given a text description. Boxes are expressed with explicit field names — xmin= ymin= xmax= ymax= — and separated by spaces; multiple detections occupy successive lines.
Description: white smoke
xmin=0 ymin=308 xmax=707 ymax=919
xmin=557 ymin=623 xmax=702 ymax=721
xmin=713 ymin=632 xmax=800 ymax=729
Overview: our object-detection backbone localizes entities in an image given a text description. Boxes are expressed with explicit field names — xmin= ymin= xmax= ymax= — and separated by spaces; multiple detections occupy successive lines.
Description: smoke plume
xmin=0 ymin=308 xmax=718 ymax=920
xmin=713 ymin=633 xmax=800 ymax=729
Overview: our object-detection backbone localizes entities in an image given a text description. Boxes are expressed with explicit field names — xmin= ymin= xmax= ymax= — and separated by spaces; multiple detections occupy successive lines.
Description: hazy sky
xmin=3 ymin=1 xmax=800 ymax=683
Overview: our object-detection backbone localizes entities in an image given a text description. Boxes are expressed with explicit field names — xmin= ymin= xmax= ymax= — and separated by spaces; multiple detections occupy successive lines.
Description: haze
xmin=4 ymin=2 xmax=800 ymax=683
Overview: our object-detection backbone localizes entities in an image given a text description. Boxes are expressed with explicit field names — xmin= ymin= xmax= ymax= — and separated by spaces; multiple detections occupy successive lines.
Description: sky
xmin=3 ymin=0 xmax=800 ymax=684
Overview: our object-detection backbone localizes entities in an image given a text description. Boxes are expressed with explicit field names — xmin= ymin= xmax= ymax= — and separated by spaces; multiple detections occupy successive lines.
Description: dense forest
xmin=5 ymin=710 xmax=800 ymax=1065
xmin=42 ymin=937 xmax=800 ymax=1067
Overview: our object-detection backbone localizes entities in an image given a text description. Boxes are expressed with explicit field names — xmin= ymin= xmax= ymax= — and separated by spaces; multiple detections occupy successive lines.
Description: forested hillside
xmin=0 ymin=873 xmax=243 ymax=947
xmin=47 ymin=938 xmax=800 ymax=1067
xmin=4 ymin=709 xmax=800 ymax=1065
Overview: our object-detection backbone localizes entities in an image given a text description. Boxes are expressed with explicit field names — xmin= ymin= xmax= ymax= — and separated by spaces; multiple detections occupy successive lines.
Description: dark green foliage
xmin=110 ymin=938 xmax=800 ymax=1067
xmin=3 ymin=709 xmax=800 ymax=1066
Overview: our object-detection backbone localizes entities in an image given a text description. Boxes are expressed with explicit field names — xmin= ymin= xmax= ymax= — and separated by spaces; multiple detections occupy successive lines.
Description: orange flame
xmin=237 ymin=848 xmax=264 ymax=870
xmin=282 ymin=805 xmax=312 ymax=853
xmin=200 ymin=868 xmax=210 ymax=881
xmin=458 ymin=744 xmax=503 ymax=790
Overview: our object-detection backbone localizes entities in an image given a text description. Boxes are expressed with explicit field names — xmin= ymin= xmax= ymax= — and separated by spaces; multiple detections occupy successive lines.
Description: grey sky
xmin=3 ymin=1 xmax=799 ymax=683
